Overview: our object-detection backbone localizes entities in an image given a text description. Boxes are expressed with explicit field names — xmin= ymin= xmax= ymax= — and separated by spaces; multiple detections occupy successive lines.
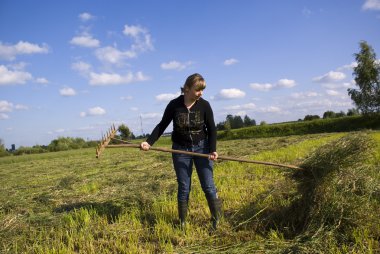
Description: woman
xmin=140 ymin=73 xmax=222 ymax=230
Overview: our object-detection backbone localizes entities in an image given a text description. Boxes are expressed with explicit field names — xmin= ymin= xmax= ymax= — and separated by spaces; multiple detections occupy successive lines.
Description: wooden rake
xmin=96 ymin=125 xmax=303 ymax=170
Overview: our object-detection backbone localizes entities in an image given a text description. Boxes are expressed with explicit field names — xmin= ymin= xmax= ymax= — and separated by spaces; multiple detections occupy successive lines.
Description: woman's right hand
xmin=140 ymin=141 xmax=151 ymax=151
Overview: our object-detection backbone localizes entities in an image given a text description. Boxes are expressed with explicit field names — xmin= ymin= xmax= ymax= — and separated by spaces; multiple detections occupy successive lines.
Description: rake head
xmin=96 ymin=124 xmax=117 ymax=158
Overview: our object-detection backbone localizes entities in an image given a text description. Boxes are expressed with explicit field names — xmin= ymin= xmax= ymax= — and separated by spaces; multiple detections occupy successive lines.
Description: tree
xmin=260 ymin=121 xmax=267 ymax=126
xmin=216 ymin=114 xmax=256 ymax=130
xmin=216 ymin=122 xmax=225 ymax=131
xmin=323 ymin=111 xmax=336 ymax=119
xmin=348 ymin=41 xmax=380 ymax=114
xmin=304 ymin=115 xmax=320 ymax=121
xmin=0 ymin=138 xmax=9 ymax=157
xmin=224 ymin=120 xmax=231 ymax=133
xmin=243 ymin=115 xmax=256 ymax=127
xmin=347 ymin=108 xmax=359 ymax=116
xmin=231 ymin=115 xmax=244 ymax=129
xmin=118 ymin=124 xmax=132 ymax=140
xmin=335 ymin=111 xmax=346 ymax=118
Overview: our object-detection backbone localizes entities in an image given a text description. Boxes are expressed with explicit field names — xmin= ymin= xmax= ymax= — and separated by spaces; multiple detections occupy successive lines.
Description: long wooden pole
xmin=105 ymin=143 xmax=303 ymax=170
xmin=95 ymin=125 xmax=303 ymax=170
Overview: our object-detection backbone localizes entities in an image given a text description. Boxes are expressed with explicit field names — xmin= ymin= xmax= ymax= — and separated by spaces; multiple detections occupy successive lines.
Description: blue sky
xmin=1 ymin=0 xmax=380 ymax=148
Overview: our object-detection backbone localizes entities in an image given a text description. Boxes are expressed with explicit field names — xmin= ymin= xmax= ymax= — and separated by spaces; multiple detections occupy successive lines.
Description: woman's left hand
xmin=209 ymin=152 xmax=218 ymax=161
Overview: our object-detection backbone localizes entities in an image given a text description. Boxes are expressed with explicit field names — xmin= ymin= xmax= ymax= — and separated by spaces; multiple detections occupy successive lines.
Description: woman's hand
xmin=140 ymin=141 xmax=151 ymax=151
xmin=209 ymin=151 xmax=218 ymax=161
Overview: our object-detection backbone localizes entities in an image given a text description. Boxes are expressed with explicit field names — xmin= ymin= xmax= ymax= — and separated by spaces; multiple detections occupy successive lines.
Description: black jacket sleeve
xmin=204 ymin=101 xmax=217 ymax=153
xmin=146 ymin=101 xmax=173 ymax=146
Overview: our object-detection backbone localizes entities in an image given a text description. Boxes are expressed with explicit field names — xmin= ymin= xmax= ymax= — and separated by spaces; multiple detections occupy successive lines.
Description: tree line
xmin=0 ymin=137 xmax=98 ymax=156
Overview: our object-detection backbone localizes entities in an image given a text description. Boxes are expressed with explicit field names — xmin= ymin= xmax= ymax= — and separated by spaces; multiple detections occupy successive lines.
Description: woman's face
xmin=186 ymin=84 xmax=204 ymax=101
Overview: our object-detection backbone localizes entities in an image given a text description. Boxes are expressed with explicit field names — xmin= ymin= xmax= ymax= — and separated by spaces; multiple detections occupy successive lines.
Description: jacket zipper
xmin=187 ymin=108 xmax=194 ymax=147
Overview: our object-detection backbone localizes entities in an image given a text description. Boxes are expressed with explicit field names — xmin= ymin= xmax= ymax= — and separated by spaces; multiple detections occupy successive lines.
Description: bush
xmin=48 ymin=137 xmax=92 ymax=152
xmin=13 ymin=146 xmax=48 ymax=155
xmin=218 ymin=114 xmax=380 ymax=140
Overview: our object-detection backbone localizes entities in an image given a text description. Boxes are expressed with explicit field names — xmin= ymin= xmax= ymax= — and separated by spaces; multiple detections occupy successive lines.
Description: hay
xmin=290 ymin=132 xmax=380 ymax=251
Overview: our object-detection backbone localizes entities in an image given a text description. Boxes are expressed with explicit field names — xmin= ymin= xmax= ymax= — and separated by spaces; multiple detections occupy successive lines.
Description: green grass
xmin=1 ymin=131 xmax=379 ymax=253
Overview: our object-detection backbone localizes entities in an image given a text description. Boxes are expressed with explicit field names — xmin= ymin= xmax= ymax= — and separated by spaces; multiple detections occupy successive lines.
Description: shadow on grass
xmin=54 ymin=201 xmax=123 ymax=223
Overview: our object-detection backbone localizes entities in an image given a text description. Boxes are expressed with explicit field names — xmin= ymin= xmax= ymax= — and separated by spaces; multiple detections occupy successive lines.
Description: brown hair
xmin=181 ymin=73 xmax=206 ymax=94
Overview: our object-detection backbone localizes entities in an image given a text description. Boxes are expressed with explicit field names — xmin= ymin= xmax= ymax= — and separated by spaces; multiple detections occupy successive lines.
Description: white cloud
xmin=214 ymin=88 xmax=246 ymax=100
xmin=134 ymin=71 xmax=150 ymax=82
xmin=0 ymin=113 xmax=9 ymax=120
xmin=70 ymin=34 xmax=100 ymax=48
xmin=156 ymin=92 xmax=181 ymax=102
xmin=14 ymin=104 xmax=28 ymax=110
xmin=79 ymin=12 xmax=95 ymax=22
xmin=0 ymin=100 xmax=13 ymax=112
xmin=259 ymin=106 xmax=282 ymax=113
xmin=345 ymin=80 xmax=356 ymax=88
xmin=363 ymin=0 xmax=380 ymax=10
xmin=313 ymin=71 xmax=346 ymax=83
xmin=123 ymin=25 xmax=145 ymax=37
xmin=80 ymin=106 xmax=106 ymax=117
xmin=277 ymin=79 xmax=296 ymax=88
xmin=225 ymin=103 xmax=256 ymax=111
xmin=291 ymin=99 xmax=352 ymax=111
xmin=160 ymin=60 xmax=193 ymax=71
xmin=120 ymin=95 xmax=133 ymax=100
xmin=0 ymin=100 xmax=28 ymax=113
xmin=320 ymin=79 xmax=356 ymax=89
xmin=95 ymin=46 xmax=136 ymax=65
xmin=337 ymin=62 xmax=358 ymax=71
xmin=291 ymin=92 xmax=319 ymax=99
xmin=89 ymin=71 xmax=149 ymax=86
xmin=71 ymin=61 xmax=92 ymax=74
xmin=35 ymin=77 xmax=49 ymax=84
xmin=70 ymin=23 xmax=154 ymax=68
xmin=0 ymin=41 xmax=49 ymax=61
xmin=59 ymin=87 xmax=77 ymax=96
xmin=249 ymin=82 xmax=274 ymax=91
xmin=9 ymin=62 xmax=28 ymax=70
xmin=326 ymin=89 xmax=340 ymax=96
xmin=0 ymin=65 xmax=33 ymax=85
xmin=88 ymin=107 xmax=106 ymax=115
xmin=123 ymin=24 xmax=154 ymax=52
xmin=223 ymin=58 xmax=239 ymax=66
xmin=224 ymin=102 xmax=283 ymax=114
xmin=249 ymin=78 xmax=296 ymax=91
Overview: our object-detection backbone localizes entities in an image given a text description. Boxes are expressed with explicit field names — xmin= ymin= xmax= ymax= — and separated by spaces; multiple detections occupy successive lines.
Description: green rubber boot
xmin=178 ymin=200 xmax=188 ymax=230
xmin=207 ymin=197 xmax=222 ymax=230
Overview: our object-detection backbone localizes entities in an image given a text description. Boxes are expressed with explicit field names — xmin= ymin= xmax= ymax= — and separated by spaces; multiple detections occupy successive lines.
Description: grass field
xmin=1 ymin=131 xmax=379 ymax=253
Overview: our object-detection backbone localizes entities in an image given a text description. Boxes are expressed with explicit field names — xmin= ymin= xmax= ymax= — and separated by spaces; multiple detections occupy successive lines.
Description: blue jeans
xmin=172 ymin=140 xmax=218 ymax=202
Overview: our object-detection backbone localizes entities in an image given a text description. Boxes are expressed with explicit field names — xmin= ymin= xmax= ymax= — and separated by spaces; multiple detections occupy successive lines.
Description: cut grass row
xmin=1 ymin=131 xmax=379 ymax=253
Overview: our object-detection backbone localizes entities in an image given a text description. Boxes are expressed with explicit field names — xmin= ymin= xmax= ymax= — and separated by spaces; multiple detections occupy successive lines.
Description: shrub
xmin=218 ymin=114 xmax=380 ymax=140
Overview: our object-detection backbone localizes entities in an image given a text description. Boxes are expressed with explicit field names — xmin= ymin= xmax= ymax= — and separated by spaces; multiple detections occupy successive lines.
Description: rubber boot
xmin=207 ymin=197 xmax=222 ymax=230
xmin=178 ymin=200 xmax=188 ymax=230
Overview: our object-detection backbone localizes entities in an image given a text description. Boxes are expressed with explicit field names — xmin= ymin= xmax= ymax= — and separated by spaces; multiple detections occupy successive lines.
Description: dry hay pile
xmin=291 ymin=132 xmax=380 ymax=252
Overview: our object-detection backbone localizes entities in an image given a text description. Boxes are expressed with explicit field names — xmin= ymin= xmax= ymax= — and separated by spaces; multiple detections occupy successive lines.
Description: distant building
xmin=11 ymin=144 xmax=16 ymax=152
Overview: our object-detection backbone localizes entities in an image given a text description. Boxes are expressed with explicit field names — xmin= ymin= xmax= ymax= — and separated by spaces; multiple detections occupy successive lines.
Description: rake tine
xmin=96 ymin=124 xmax=118 ymax=158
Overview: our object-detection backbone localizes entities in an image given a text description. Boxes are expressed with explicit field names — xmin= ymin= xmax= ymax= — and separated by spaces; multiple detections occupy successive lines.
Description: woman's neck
xmin=184 ymin=94 xmax=196 ymax=109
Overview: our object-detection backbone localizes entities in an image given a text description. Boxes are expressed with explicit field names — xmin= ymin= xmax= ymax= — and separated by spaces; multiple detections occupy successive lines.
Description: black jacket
xmin=146 ymin=95 xmax=217 ymax=152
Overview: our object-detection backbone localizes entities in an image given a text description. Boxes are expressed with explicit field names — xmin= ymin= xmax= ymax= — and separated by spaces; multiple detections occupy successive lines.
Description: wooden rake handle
xmin=95 ymin=125 xmax=303 ymax=170
xmin=105 ymin=143 xmax=303 ymax=170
